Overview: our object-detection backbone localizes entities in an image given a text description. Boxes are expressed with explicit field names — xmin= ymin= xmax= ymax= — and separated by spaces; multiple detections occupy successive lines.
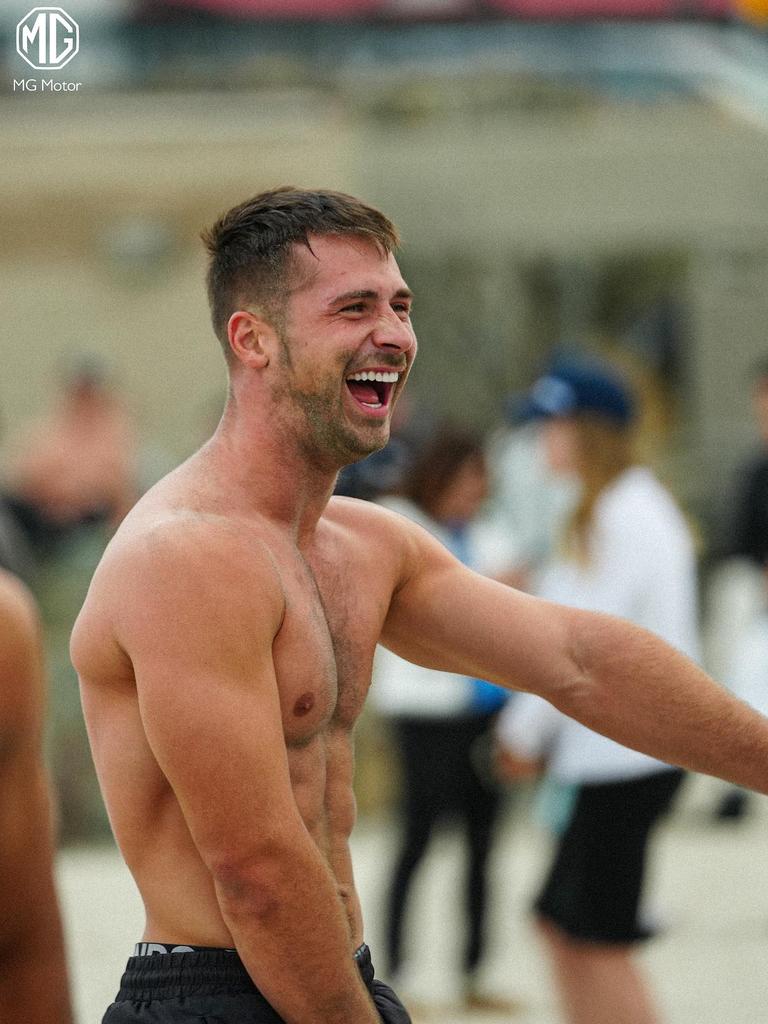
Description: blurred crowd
xmin=2 ymin=343 xmax=768 ymax=1022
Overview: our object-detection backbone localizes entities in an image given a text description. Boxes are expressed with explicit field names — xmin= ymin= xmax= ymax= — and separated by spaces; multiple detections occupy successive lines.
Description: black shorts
xmin=102 ymin=943 xmax=411 ymax=1023
xmin=534 ymin=768 xmax=684 ymax=945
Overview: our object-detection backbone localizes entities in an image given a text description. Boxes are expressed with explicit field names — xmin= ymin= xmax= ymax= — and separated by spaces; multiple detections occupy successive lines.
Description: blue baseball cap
xmin=518 ymin=359 xmax=636 ymax=426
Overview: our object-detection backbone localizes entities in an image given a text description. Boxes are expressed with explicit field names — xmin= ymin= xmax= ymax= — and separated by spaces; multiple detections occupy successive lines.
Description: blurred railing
xmin=2 ymin=10 xmax=767 ymax=98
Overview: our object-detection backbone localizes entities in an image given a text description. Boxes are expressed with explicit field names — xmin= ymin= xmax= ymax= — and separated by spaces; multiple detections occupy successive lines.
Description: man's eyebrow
xmin=328 ymin=287 xmax=414 ymax=306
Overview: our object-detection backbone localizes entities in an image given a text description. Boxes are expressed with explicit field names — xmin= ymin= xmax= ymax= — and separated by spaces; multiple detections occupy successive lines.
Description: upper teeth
xmin=348 ymin=371 xmax=400 ymax=383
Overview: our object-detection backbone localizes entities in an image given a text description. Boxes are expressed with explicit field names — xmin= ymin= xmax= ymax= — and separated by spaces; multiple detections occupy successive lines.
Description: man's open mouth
xmin=345 ymin=370 xmax=401 ymax=412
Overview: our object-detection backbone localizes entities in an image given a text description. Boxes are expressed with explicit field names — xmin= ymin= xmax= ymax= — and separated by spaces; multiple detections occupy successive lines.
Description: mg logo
xmin=16 ymin=7 xmax=79 ymax=71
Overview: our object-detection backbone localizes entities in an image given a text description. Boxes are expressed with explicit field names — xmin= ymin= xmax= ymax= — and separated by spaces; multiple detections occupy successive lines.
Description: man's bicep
xmin=383 ymin=538 xmax=577 ymax=698
xmin=116 ymin=534 xmax=299 ymax=869
xmin=133 ymin=638 xmax=298 ymax=868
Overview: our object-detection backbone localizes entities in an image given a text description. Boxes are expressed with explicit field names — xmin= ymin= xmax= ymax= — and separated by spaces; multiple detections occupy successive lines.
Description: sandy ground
xmin=59 ymin=775 xmax=768 ymax=1024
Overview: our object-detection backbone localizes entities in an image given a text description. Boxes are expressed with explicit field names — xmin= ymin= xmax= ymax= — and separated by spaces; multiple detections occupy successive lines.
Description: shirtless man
xmin=72 ymin=187 xmax=768 ymax=1024
xmin=0 ymin=569 xmax=73 ymax=1023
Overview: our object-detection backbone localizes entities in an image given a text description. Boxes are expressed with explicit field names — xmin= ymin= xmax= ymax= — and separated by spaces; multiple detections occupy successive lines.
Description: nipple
xmin=293 ymin=692 xmax=315 ymax=717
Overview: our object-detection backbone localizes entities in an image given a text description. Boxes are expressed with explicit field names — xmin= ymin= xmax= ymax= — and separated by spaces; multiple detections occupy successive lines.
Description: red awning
xmin=158 ymin=0 xmax=386 ymax=16
xmin=153 ymin=0 xmax=733 ymax=16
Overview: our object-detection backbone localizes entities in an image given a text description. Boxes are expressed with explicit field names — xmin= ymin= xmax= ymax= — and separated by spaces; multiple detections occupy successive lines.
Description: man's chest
xmin=271 ymin=541 xmax=393 ymax=739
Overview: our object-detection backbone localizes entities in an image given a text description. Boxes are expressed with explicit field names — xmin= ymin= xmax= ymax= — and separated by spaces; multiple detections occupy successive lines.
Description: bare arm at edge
xmin=380 ymin=519 xmax=768 ymax=795
xmin=0 ymin=573 xmax=74 ymax=1024
xmin=111 ymin=524 xmax=379 ymax=1024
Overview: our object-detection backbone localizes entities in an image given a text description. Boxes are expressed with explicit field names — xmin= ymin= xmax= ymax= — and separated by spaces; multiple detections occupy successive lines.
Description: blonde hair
xmin=563 ymin=414 xmax=636 ymax=564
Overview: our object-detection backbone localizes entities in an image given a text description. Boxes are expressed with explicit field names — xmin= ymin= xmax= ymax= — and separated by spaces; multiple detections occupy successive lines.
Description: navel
xmin=293 ymin=691 xmax=316 ymax=717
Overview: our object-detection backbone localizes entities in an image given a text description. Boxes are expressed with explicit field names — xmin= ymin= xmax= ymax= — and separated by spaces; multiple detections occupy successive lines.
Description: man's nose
xmin=370 ymin=311 xmax=416 ymax=354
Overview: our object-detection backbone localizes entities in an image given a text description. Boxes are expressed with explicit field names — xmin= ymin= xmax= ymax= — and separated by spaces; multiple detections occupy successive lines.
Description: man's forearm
xmin=214 ymin=838 xmax=379 ymax=1024
xmin=556 ymin=608 xmax=768 ymax=793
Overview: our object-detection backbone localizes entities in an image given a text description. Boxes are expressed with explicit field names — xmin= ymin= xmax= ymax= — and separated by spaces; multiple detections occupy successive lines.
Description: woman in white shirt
xmin=496 ymin=359 xmax=698 ymax=1024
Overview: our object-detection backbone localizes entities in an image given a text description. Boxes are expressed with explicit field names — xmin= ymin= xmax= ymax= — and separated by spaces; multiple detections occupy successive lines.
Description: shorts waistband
xmin=133 ymin=942 xmax=238 ymax=956
xmin=116 ymin=943 xmax=374 ymax=1002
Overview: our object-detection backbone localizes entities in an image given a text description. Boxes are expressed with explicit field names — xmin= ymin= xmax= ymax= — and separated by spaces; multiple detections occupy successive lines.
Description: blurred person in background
xmin=496 ymin=359 xmax=698 ymax=1024
xmin=482 ymin=411 xmax=577 ymax=592
xmin=0 ymin=567 xmax=73 ymax=1022
xmin=706 ymin=358 xmax=768 ymax=821
xmin=0 ymin=416 xmax=34 ymax=585
xmin=372 ymin=427 xmax=515 ymax=1014
xmin=4 ymin=355 xmax=137 ymax=561
xmin=722 ymin=563 xmax=768 ymax=724
xmin=727 ymin=357 xmax=768 ymax=569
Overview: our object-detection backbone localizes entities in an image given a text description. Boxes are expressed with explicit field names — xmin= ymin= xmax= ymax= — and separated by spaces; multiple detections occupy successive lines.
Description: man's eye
xmin=393 ymin=304 xmax=411 ymax=315
xmin=341 ymin=303 xmax=365 ymax=313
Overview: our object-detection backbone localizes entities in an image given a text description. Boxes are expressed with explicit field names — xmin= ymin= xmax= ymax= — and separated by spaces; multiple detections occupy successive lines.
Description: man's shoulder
xmin=324 ymin=494 xmax=419 ymax=542
xmin=74 ymin=506 xmax=286 ymax=673
xmin=110 ymin=501 xmax=278 ymax=572
xmin=83 ymin=505 xmax=284 ymax=630
xmin=322 ymin=495 xmax=457 ymax=593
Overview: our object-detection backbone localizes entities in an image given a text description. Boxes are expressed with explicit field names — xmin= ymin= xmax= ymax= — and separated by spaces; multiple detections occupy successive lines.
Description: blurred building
xmin=1 ymin=5 xmax=767 ymax=517
xmin=2 ymin=0 xmax=768 ymax=842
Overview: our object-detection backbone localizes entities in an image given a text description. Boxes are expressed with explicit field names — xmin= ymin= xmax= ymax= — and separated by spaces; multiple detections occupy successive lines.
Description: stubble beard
xmin=274 ymin=333 xmax=390 ymax=469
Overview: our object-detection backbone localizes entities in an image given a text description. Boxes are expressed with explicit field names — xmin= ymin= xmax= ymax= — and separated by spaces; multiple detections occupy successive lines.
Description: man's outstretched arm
xmin=111 ymin=522 xmax=380 ymax=1024
xmin=0 ymin=573 xmax=74 ymax=1024
xmin=381 ymin=521 xmax=768 ymax=794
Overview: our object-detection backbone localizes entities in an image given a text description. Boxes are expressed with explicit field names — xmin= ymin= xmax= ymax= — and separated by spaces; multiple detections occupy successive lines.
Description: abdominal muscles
xmin=121 ymin=730 xmax=360 ymax=946
xmin=129 ymin=788 xmax=233 ymax=945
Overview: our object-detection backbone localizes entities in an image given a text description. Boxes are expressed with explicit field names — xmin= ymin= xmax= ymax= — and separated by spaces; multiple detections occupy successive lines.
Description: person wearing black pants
xmin=386 ymin=712 xmax=503 ymax=988
xmin=372 ymin=428 xmax=516 ymax=1011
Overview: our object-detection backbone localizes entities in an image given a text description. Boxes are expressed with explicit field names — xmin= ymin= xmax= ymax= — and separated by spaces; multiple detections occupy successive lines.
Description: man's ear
xmin=227 ymin=310 xmax=278 ymax=369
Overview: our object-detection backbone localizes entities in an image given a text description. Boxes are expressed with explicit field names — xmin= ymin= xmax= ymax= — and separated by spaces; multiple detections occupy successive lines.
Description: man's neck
xmin=201 ymin=400 xmax=340 ymax=546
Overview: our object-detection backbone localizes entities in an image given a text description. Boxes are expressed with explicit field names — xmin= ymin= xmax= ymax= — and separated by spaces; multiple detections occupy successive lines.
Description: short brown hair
xmin=201 ymin=186 xmax=400 ymax=357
